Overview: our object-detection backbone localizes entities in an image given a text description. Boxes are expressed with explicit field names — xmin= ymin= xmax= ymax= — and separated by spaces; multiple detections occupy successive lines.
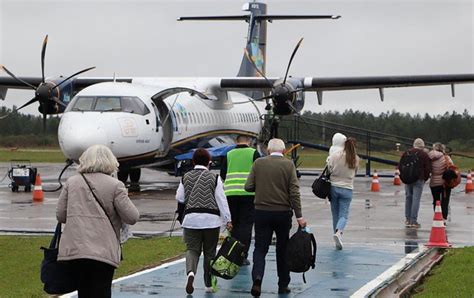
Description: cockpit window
xmin=121 ymin=97 xmax=150 ymax=115
xmin=70 ymin=96 xmax=95 ymax=111
xmin=66 ymin=96 xmax=150 ymax=115
xmin=95 ymin=97 xmax=121 ymax=111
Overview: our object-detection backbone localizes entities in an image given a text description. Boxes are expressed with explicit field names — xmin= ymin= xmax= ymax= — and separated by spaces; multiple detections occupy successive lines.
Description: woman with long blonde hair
xmin=327 ymin=137 xmax=359 ymax=250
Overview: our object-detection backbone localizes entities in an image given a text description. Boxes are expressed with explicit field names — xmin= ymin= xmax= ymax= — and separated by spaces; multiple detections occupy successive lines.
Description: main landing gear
xmin=118 ymin=168 xmax=141 ymax=192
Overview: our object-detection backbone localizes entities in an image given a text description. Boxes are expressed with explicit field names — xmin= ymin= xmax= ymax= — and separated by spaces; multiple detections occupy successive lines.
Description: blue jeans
xmin=330 ymin=186 xmax=353 ymax=233
xmin=405 ymin=179 xmax=425 ymax=224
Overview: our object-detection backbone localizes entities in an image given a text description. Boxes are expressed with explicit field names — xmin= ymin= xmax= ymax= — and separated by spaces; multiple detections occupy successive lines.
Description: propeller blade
xmin=283 ymin=37 xmax=304 ymax=84
xmin=51 ymin=97 xmax=67 ymax=107
xmin=0 ymin=96 xmax=39 ymax=119
xmin=253 ymin=94 xmax=275 ymax=101
xmin=244 ymin=48 xmax=273 ymax=88
xmin=1 ymin=65 xmax=37 ymax=89
xmin=52 ymin=66 xmax=96 ymax=89
xmin=42 ymin=113 xmax=47 ymax=132
xmin=41 ymin=35 xmax=48 ymax=83
xmin=16 ymin=96 xmax=39 ymax=111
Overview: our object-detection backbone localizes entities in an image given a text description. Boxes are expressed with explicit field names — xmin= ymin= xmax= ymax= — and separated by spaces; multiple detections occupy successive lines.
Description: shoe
xmin=205 ymin=287 xmax=215 ymax=293
xmin=185 ymin=272 xmax=194 ymax=294
xmin=211 ymin=274 xmax=218 ymax=292
xmin=333 ymin=233 xmax=343 ymax=250
xmin=405 ymin=219 xmax=410 ymax=227
xmin=278 ymin=287 xmax=291 ymax=294
xmin=251 ymin=279 xmax=262 ymax=297
xmin=242 ymin=259 xmax=251 ymax=266
xmin=410 ymin=222 xmax=421 ymax=229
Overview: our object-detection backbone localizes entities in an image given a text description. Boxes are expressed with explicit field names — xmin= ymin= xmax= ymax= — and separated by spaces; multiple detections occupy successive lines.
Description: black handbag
xmin=312 ymin=166 xmax=331 ymax=199
xmin=40 ymin=223 xmax=78 ymax=294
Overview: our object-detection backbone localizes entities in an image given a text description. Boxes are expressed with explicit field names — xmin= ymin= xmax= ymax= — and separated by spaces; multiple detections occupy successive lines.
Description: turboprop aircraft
xmin=1 ymin=1 xmax=473 ymax=187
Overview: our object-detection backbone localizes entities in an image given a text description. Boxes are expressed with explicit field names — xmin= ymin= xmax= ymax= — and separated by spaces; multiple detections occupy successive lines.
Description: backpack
xmin=399 ymin=150 xmax=421 ymax=184
xmin=211 ymin=236 xmax=246 ymax=280
xmin=285 ymin=227 xmax=317 ymax=283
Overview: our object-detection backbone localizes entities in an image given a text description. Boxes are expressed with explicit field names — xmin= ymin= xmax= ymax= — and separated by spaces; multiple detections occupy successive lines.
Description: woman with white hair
xmin=428 ymin=142 xmax=453 ymax=222
xmin=56 ymin=144 xmax=140 ymax=297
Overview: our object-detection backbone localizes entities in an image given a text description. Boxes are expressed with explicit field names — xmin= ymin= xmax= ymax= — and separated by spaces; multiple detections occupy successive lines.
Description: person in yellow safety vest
xmin=220 ymin=135 xmax=260 ymax=265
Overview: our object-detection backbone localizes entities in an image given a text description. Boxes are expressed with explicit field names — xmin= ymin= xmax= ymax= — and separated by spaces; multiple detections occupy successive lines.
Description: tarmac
xmin=1 ymin=162 xmax=473 ymax=297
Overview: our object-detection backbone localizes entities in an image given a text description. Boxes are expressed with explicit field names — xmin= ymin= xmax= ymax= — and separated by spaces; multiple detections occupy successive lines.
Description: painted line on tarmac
xmin=350 ymin=244 xmax=427 ymax=298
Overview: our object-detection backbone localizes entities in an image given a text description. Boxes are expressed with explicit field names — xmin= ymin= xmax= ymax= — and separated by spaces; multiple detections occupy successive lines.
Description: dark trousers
xmin=252 ymin=209 xmax=292 ymax=288
xmin=227 ymin=195 xmax=255 ymax=257
xmin=430 ymin=186 xmax=452 ymax=220
xmin=70 ymin=259 xmax=115 ymax=298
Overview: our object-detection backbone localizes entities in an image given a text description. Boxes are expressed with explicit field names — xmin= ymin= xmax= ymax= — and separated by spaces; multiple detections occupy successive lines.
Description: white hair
xmin=77 ymin=145 xmax=119 ymax=175
xmin=267 ymin=138 xmax=286 ymax=153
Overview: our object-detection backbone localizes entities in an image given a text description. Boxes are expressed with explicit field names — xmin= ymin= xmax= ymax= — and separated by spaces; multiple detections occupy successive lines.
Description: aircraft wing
xmin=220 ymin=74 xmax=474 ymax=91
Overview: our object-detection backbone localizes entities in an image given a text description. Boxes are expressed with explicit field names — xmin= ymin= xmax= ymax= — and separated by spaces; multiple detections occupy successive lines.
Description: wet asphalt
xmin=1 ymin=163 xmax=473 ymax=296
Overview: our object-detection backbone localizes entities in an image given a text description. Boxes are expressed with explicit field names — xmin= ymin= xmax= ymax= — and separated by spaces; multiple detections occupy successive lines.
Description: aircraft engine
xmin=271 ymin=78 xmax=305 ymax=115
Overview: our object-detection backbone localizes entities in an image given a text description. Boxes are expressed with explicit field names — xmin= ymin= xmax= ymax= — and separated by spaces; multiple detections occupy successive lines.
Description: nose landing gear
xmin=118 ymin=167 xmax=141 ymax=192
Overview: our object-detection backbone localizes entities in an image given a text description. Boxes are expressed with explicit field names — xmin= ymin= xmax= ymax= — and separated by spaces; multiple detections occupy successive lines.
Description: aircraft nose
xmin=58 ymin=115 xmax=109 ymax=160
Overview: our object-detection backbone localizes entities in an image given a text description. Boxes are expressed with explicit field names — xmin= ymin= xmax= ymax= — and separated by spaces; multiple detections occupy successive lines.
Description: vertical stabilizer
xmin=237 ymin=2 xmax=267 ymax=79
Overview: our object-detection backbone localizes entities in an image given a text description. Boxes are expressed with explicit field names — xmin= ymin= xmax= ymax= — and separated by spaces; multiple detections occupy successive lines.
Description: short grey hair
xmin=432 ymin=142 xmax=445 ymax=153
xmin=78 ymin=145 xmax=119 ymax=175
xmin=267 ymin=138 xmax=286 ymax=153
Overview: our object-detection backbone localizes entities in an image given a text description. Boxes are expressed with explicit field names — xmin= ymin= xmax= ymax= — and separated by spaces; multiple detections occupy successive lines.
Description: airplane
xmin=1 ymin=1 xmax=473 ymax=189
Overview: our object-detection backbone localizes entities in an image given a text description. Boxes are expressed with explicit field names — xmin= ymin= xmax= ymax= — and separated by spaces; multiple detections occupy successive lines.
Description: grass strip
xmin=0 ymin=235 xmax=185 ymax=297
xmin=413 ymin=247 xmax=474 ymax=297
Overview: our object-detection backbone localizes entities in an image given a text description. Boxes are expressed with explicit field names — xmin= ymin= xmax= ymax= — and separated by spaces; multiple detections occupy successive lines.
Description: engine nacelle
xmin=271 ymin=78 xmax=305 ymax=116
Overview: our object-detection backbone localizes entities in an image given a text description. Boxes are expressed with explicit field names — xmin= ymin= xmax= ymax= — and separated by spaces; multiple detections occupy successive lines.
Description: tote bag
xmin=312 ymin=166 xmax=331 ymax=199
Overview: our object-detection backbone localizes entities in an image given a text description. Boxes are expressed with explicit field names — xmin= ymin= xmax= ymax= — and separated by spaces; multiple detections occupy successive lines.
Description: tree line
xmin=278 ymin=109 xmax=473 ymax=152
xmin=0 ymin=106 xmax=473 ymax=151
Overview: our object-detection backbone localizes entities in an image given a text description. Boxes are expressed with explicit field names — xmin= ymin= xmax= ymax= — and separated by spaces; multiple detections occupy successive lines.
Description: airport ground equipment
xmin=8 ymin=160 xmax=37 ymax=192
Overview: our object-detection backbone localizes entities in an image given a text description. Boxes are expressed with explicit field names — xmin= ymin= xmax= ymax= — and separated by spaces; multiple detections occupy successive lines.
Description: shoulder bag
xmin=40 ymin=223 xmax=78 ymax=294
xmin=312 ymin=166 xmax=331 ymax=199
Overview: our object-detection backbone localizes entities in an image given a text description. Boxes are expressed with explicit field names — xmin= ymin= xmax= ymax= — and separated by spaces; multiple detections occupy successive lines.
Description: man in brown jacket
xmin=245 ymin=138 xmax=306 ymax=297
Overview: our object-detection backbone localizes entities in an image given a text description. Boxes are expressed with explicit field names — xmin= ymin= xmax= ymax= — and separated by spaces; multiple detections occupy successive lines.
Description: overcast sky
xmin=0 ymin=0 xmax=473 ymax=116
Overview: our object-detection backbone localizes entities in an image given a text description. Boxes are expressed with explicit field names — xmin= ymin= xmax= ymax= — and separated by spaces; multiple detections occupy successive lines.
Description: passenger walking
xmin=327 ymin=137 xmax=360 ymax=250
xmin=56 ymin=145 xmax=140 ymax=298
xmin=221 ymin=135 xmax=260 ymax=265
xmin=399 ymin=138 xmax=431 ymax=228
xmin=176 ymin=148 xmax=232 ymax=294
xmin=245 ymin=138 xmax=306 ymax=297
xmin=429 ymin=143 xmax=452 ymax=222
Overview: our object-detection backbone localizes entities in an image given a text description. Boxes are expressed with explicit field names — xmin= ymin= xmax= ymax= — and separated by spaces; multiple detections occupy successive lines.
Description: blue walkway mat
xmin=111 ymin=243 xmax=407 ymax=297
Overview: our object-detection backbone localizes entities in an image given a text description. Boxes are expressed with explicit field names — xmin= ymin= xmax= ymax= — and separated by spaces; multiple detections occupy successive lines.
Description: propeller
xmin=245 ymin=37 xmax=306 ymax=115
xmin=0 ymin=35 xmax=95 ymax=131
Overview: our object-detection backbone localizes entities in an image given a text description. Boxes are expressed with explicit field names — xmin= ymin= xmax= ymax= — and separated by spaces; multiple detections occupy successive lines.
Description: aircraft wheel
xmin=118 ymin=169 xmax=129 ymax=184
xmin=129 ymin=168 xmax=141 ymax=192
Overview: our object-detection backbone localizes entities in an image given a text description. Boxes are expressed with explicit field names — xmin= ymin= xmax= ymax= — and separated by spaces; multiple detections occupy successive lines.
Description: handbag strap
xmin=80 ymin=173 xmax=119 ymax=242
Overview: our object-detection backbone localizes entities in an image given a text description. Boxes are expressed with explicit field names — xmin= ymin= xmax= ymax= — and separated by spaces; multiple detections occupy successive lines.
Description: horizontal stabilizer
xmin=177 ymin=15 xmax=249 ymax=21
xmin=178 ymin=14 xmax=340 ymax=22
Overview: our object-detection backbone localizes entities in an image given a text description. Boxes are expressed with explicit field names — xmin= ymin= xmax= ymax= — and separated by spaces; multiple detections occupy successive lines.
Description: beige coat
xmin=56 ymin=173 xmax=140 ymax=267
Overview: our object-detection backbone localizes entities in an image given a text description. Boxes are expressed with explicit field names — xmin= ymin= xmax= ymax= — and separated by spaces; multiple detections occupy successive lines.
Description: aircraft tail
xmin=178 ymin=1 xmax=340 ymax=96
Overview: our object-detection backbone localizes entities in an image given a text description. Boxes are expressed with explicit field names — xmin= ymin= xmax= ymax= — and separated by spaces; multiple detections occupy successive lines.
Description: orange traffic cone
xmin=426 ymin=201 xmax=451 ymax=248
xmin=33 ymin=174 xmax=44 ymax=202
xmin=393 ymin=169 xmax=401 ymax=186
xmin=371 ymin=170 xmax=380 ymax=192
xmin=466 ymin=170 xmax=474 ymax=193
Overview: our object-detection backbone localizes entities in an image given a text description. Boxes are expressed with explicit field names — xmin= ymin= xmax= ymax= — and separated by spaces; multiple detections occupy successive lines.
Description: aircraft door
xmin=151 ymin=99 xmax=173 ymax=157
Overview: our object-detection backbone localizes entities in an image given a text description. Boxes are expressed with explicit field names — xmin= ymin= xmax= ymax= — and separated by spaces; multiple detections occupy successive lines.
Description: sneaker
xmin=242 ymin=259 xmax=251 ymax=266
xmin=405 ymin=219 xmax=410 ymax=227
xmin=185 ymin=272 xmax=194 ymax=294
xmin=278 ymin=287 xmax=291 ymax=294
xmin=333 ymin=234 xmax=343 ymax=250
xmin=251 ymin=279 xmax=262 ymax=297
xmin=205 ymin=287 xmax=215 ymax=293
xmin=211 ymin=274 xmax=218 ymax=293
xmin=410 ymin=222 xmax=421 ymax=229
